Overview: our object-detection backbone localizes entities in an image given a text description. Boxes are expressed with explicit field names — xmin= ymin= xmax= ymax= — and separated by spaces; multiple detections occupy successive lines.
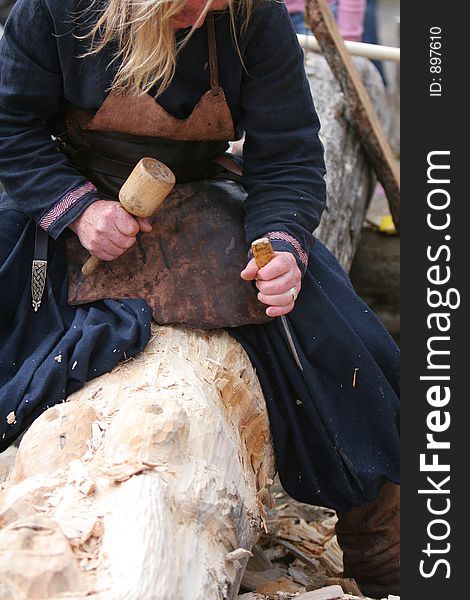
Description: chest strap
xmin=207 ymin=14 xmax=220 ymax=96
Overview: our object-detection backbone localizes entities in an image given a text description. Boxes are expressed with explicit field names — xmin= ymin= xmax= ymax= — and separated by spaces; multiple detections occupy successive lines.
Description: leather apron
xmin=64 ymin=16 xmax=269 ymax=329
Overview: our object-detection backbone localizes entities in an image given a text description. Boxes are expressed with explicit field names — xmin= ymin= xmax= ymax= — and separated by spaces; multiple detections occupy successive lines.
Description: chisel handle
xmin=251 ymin=237 xmax=275 ymax=269
xmin=81 ymin=255 xmax=101 ymax=277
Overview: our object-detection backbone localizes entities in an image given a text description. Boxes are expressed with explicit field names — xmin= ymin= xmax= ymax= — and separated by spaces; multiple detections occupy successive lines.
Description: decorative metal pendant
xmin=31 ymin=259 xmax=47 ymax=312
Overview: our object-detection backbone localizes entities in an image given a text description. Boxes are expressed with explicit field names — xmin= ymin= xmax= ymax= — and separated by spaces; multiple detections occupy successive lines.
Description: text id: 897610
xmin=429 ymin=26 xmax=442 ymax=97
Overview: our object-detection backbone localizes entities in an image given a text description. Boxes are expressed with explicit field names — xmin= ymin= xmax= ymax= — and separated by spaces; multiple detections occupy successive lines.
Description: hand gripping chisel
xmin=251 ymin=238 xmax=304 ymax=372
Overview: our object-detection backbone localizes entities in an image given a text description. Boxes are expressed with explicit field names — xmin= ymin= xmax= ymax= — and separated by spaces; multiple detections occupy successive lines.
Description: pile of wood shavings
xmin=237 ymin=477 xmax=399 ymax=600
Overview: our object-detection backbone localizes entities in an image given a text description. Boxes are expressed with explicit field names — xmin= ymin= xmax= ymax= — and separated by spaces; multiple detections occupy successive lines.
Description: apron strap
xmin=207 ymin=14 xmax=220 ymax=96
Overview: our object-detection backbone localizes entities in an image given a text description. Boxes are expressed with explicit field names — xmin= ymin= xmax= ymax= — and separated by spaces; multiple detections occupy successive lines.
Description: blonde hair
xmin=82 ymin=0 xmax=256 ymax=96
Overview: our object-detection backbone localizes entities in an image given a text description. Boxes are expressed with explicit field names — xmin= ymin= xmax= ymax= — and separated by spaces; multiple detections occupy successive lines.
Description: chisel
xmin=251 ymin=238 xmax=304 ymax=372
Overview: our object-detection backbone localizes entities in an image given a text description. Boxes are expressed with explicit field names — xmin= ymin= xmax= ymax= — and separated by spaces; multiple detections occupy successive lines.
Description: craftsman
xmin=0 ymin=1 xmax=399 ymax=596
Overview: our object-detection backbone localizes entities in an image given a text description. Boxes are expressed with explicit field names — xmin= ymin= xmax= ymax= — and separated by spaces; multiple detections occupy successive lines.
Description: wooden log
xmin=308 ymin=53 xmax=391 ymax=270
xmin=306 ymin=0 xmax=400 ymax=231
xmin=0 ymin=53 xmax=390 ymax=599
xmin=0 ymin=327 xmax=275 ymax=599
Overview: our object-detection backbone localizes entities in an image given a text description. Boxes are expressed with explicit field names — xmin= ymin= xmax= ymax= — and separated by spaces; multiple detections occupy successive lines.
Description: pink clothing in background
xmin=335 ymin=0 xmax=366 ymax=41
xmin=284 ymin=0 xmax=305 ymax=13
xmin=284 ymin=0 xmax=366 ymax=41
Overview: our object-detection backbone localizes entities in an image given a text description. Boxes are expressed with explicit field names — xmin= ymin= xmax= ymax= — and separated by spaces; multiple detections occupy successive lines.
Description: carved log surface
xmin=0 ymin=326 xmax=274 ymax=599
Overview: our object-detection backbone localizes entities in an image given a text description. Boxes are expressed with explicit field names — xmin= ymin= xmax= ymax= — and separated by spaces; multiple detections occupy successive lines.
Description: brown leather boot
xmin=335 ymin=482 xmax=400 ymax=598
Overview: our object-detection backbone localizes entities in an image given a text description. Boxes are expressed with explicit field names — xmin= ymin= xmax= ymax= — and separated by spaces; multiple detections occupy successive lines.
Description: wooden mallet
xmin=81 ymin=157 xmax=176 ymax=276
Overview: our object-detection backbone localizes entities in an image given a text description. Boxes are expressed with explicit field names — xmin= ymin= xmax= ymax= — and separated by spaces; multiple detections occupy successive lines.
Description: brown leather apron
xmin=65 ymin=16 xmax=270 ymax=329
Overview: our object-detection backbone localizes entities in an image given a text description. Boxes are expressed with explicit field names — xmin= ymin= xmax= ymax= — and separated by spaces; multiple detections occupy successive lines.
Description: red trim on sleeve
xmin=39 ymin=182 xmax=97 ymax=230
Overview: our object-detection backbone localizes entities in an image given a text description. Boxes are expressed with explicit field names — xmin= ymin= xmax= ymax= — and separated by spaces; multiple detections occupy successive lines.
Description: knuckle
xmin=282 ymin=253 xmax=295 ymax=267
xmin=276 ymin=256 xmax=288 ymax=271
xmin=124 ymin=236 xmax=136 ymax=248
xmin=88 ymin=237 xmax=101 ymax=253
xmin=289 ymin=275 xmax=299 ymax=288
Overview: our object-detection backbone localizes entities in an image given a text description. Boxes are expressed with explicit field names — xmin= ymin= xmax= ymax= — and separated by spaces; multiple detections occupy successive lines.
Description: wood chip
xmin=242 ymin=566 xmax=287 ymax=591
xmin=79 ymin=558 xmax=100 ymax=572
xmin=273 ymin=537 xmax=321 ymax=570
xmin=294 ymin=585 xmax=344 ymax=600
xmin=67 ymin=459 xmax=95 ymax=495
xmin=98 ymin=460 xmax=157 ymax=482
xmin=352 ymin=368 xmax=358 ymax=387
xmin=288 ymin=564 xmax=311 ymax=586
xmin=226 ymin=548 xmax=253 ymax=562
xmin=44 ymin=491 xmax=63 ymax=508
xmin=257 ymin=576 xmax=302 ymax=595
xmin=326 ymin=577 xmax=363 ymax=596
xmin=247 ymin=544 xmax=273 ymax=571
xmin=319 ymin=536 xmax=343 ymax=576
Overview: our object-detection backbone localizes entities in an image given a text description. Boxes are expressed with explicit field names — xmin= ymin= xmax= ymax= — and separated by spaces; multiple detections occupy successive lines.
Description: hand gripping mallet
xmin=251 ymin=237 xmax=304 ymax=371
xmin=81 ymin=157 xmax=176 ymax=277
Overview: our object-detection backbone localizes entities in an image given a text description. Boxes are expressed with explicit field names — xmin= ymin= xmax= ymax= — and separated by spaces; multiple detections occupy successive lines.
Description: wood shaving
xmin=99 ymin=460 xmax=157 ymax=482
xmin=352 ymin=368 xmax=359 ymax=387
xmin=226 ymin=548 xmax=253 ymax=561
xmin=80 ymin=558 xmax=100 ymax=572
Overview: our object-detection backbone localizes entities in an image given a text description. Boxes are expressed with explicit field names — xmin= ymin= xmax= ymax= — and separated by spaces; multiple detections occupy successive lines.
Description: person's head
xmin=171 ymin=0 xmax=230 ymax=30
xmin=84 ymin=0 xmax=256 ymax=96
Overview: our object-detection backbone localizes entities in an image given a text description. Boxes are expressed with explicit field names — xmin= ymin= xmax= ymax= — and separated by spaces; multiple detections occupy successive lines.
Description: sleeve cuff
xmin=38 ymin=181 xmax=98 ymax=239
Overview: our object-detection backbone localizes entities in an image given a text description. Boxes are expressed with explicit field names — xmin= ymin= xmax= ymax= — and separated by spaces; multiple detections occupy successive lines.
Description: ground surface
xmin=236 ymin=477 xmax=399 ymax=600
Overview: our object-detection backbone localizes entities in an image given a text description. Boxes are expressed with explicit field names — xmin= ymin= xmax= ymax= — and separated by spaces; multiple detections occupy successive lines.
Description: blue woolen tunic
xmin=0 ymin=0 xmax=399 ymax=511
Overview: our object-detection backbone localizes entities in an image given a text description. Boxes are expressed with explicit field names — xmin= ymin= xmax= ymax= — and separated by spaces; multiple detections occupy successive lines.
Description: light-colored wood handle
xmin=119 ymin=157 xmax=175 ymax=218
xmin=81 ymin=158 xmax=176 ymax=276
xmin=81 ymin=255 xmax=102 ymax=277
xmin=251 ymin=237 xmax=275 ymax=269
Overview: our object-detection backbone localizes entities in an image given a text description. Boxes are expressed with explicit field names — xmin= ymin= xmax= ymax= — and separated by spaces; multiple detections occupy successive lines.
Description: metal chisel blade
xmin=280 ymin=315 xmax=304 ymax=371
